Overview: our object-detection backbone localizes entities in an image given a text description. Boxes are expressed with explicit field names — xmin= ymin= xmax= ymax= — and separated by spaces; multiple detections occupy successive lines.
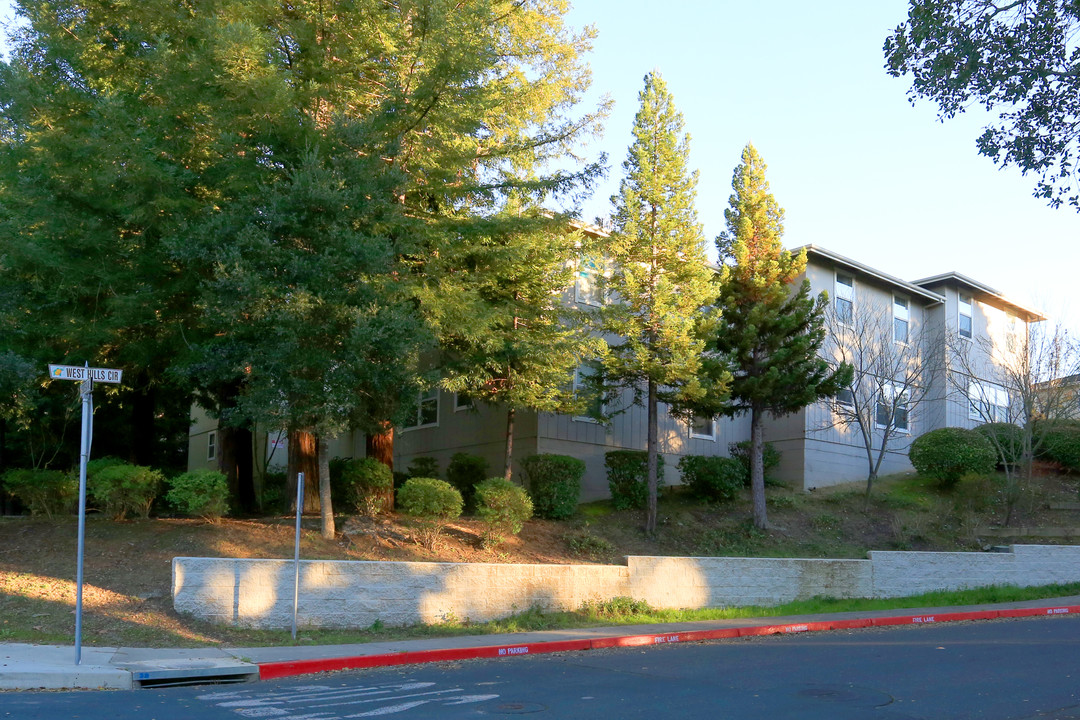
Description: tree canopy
xmin=885 ymin=0 xmax=1080 ymax=209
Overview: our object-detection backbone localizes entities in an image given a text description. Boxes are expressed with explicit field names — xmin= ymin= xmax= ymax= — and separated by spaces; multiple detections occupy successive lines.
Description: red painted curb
xmin=257 ymin=604 xmax=1080 ymax=681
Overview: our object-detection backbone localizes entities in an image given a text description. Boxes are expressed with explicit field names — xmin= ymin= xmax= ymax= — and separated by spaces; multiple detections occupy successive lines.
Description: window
xmin=959 ymin=293 xmax=973 ymax=339
xmin=207 ymin=431 xmax=217 ymax=461
xmin=968 ymin=381 xmax=1010 ymax=422
xmin=454 ymin=393 xmax=474 ymax=412
xmin=404 ymin=388 xmax=439 ymax=429
xmin=575 ymin=255 xmax=604 ymax=307
xmin=835 ymin=386 xmax=855 ymax=409
xmin=572 ymin=365 xmax=604 ymax=422
xmin=893 ymin=296 xmax=909 ymax=344
xmin=834 ymin=273 xmax=854 ymax=325
xmin=875 ymin=383 xmax=909 ymax=432
xmin=1006 ymin=313 xmax=1019 ymax=352
xmin=689 ymin=415 xmax=716 ymax=440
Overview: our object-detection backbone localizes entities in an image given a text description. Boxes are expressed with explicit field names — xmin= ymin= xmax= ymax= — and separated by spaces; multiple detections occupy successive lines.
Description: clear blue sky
xmin=2 ymin=0 xmax=1076 ymax=333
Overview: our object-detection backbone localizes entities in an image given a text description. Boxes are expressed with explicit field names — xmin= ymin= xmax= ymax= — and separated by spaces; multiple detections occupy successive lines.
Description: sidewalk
xmin=4 ymin=595 xmax=1079 ymax=691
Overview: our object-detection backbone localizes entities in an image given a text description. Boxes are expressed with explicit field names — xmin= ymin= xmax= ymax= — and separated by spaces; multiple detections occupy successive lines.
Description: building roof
xmin=911 ymin=271 xmax=1046 ymax=322
xmin=792 ymin=244 xmax=946 ymax=305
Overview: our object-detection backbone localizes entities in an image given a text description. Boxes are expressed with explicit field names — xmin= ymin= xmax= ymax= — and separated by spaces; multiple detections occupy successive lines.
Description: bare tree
xmin=822 ymin=303 xmax=946 ymax=495
xmin=947 ymin=319 xmax=1080 ymax=525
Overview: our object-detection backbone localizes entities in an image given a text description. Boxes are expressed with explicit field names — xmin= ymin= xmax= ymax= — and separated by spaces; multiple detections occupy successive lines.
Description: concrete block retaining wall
xmin=173 ymin=545 xmax=1080 ymax=629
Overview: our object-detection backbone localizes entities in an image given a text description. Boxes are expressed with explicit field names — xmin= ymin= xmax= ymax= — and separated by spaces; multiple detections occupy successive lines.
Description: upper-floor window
xmin=689 ymin=415 xmax=716 ymax=440
xmin=893 ymin=296 xmax=909 ymax=344
xmin=575 ymin=255 xmax=604 ymax=307
xmin=959 ymin=293 xmax=973 ymax=339
xmin=835 ymin=386 xmax=855 ymax=409
xmin=875 ymin=383 xmax=909 ymax=432
xmin=454 ymin=393 xmax=474 ymax=412
xmin=834 ymin=273 xmax=854 ymax=325
xmin=207 ymin=430 xmax=217 ymax=461
xmin=1006 ymin=313 xmax=1019 ymax=352
xmin=968 ymin=380 xmax=1010 ymax=423
xmin=404 ymin=388 xmax=439 ymax=429
xmin=572 ymin=365 xmax=604 ymax=422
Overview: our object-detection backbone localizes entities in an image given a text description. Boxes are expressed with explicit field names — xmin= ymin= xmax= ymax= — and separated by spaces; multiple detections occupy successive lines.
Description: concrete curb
xmin=257 ymin=603 xmax=1080 ymax=681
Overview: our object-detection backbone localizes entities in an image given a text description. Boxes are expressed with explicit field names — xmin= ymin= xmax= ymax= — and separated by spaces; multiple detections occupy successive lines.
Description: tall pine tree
xmin=711 ymin=143 xmax=851 ymax=530
xmin=604 ymin=72 xmax=720 ymax=534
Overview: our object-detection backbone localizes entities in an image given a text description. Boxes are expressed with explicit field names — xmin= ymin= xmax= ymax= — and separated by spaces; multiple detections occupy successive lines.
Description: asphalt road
xmin=5 ymin=616 xmax=1079 ymax=719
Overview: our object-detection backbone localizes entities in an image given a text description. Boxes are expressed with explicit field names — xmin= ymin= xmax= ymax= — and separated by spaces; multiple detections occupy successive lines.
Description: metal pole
xmin=292 ymin=471 xmax=304 ymax=641
xmin=74 ymin=374 xmax=92 ymax=665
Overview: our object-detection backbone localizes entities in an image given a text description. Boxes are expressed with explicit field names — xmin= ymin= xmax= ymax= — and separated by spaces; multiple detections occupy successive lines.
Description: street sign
xmin=48 ymin=365 xmax=123 ymax=384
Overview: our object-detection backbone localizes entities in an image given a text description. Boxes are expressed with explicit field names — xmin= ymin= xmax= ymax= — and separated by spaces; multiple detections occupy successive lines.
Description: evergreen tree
xmin=711 ymin=144 xmax=851 ymax=530
xmin=603 ymin=72 xmax=720 ymax=534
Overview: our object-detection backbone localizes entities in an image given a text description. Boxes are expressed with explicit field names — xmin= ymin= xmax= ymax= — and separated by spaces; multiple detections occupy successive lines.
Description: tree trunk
xmin=750 ymin=409 xmax=768 ymax=530
xmin=288 ymin=429 xmax=320 ymax=513
xmin=317 ymin=436 xmax=334 ymax=539
xmin=646 ymin=379 xmax=659 ymax=535
xmin=365 ymin=421 xmax=394 ymax=471
xmin=503 ymin=407 xmax=515 ymax=481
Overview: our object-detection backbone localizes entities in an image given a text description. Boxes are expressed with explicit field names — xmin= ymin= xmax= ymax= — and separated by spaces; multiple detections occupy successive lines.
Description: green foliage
xmin=260 ymin=470 xmax=288 ymax=514
xmin=474 ymin=478 xmax=533 ymax=548
xmin=166 ymin=470 xmax=230 ymax=522
xmin=975 ymin=423 xmax=1026 ymax=467
xmin=1 ymin=468 xmax=77 ymax=518
xmin=396 ymin=478 xmax=463 ymax=550
xmin=884 ymin=1 xmax=1080 ymax=209
xmin=407 ymin=457 xmax=441 ymax=480
xmin=602 ymin=72 xmax=723 ymax=533
xmin=446 ymin=453 xmax=489 ymax=512
xmin=522 ymin=454 xmax=584 ymax=520
xmin=340 ymin=458 xmax=394 ymax=517
xmin=579 ymin=596 xmax=654 ymax=619
xmin=88 ymin=463 xmax=164 ymax=520
xmin=677 ymin=455 xmax=743 ymax=503
xmin=909 ymin=428 xmax=997 ymax=488
xmin=605 ymin=450 xmax=664 ymax=511
xmin=1039 ymin=421 xmax=1080 ymax=471
xmin=728 ymin=440 xmax=784 ymax=487
xmin=563 ymin=529 xmax=615 ymax=558
xmin=706 ymin=143 xmax=851 ymax=529
xmin=85 ymin=457 xmax=126 ymax=480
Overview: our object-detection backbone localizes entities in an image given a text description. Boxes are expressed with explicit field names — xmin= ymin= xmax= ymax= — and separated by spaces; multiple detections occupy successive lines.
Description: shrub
xmin=579 ymin=596 xmax=653 ymax=619
xmin=166 ymin=469 xmax=230 ymax=521
xmin=406 ymin=456 xmax=440 ymax=480
xmin=88 ymin=463 xmax=164 ymax=519
xmin=563 ymin=529 xmax=615 ymax=558
xmin=677 ymin=455 xmax=743 ymax=503
xmin=1 ymin=468 xmax=77 ymax=518
xmin=396 ymin=477 xmax=463 ymax=549
xmin=974 ymin=422 xmax=1026 ymax=467
xmin=522 ymin=454 xmax=584 ymax=520
xmin=909 ymin=428 xmax=996 ymax=488
xmin=85 ymin=456 xmax=126 ymax=481
xmin=1039 ymin=421 xmax=1080 ymax=472
xmin=340 ymin=458 xmax=394 ymax=516
xmin=474 ymin=477 xmax=533 ymax=548
xmin=446 ymin=452 xmax=488 ymax=511
xmin=728 ymin=440 xmax=783 ymax=486
xmin=605 ymin=450 xmax=664 ymax=510
xmin=260 ymin=470 xmax=288 ymax=514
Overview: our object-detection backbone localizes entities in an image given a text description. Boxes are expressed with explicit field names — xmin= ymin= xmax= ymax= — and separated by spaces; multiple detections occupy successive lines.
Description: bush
xmin=260 ymin=470 xmax=288 ymax=514
xmin=88 ymin=463 xmax=163 ymax=519
xmin=605 ymin=450 xmax=664 ymax=510
xmin=446 ymin=452 xmax=488 ymax=512
xmin=909 ymin=428 xmax=996 ymax=488
xmin=522 ymin=454 xmax=584 ymax=520
xmin=166 ymin=469 xmax=229 ymax=521
xmin=406 ymin=456 xmax=440 ymax=480
xmin=975 ymin=422 xmax=1026 ymax=467
xmin=728 ymin=440 xmax=783 ymax=486
xmin=340 ymin=458 xmax=394 ymax=516
xmin=396 ymin=477 xmax=463 ymax=549
xmin=1039 ymin=421 xmax=1080 ymax=472
xmin=677 ymin=455 xmax=743 ymax=503
xmin=1 ymin=468 xmax=77 ymax=518
xmin=474 ymin=477 xmax=533 ymax=548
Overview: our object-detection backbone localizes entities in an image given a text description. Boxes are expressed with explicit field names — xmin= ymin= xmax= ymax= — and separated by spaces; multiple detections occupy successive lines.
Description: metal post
xmin=292 ymin=472 xmax=304 ymax=641
xmin=74 ymin=374 xmax=92 ymax=665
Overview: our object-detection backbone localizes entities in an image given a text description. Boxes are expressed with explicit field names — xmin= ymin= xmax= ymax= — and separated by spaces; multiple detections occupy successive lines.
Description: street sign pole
xmin=292 ymin=472 xmax=304 ymax=641
xmin=74 ymin=373 xmax=92 ymax=665
xmin=47 ymin=363 xmax=122 ymax=666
